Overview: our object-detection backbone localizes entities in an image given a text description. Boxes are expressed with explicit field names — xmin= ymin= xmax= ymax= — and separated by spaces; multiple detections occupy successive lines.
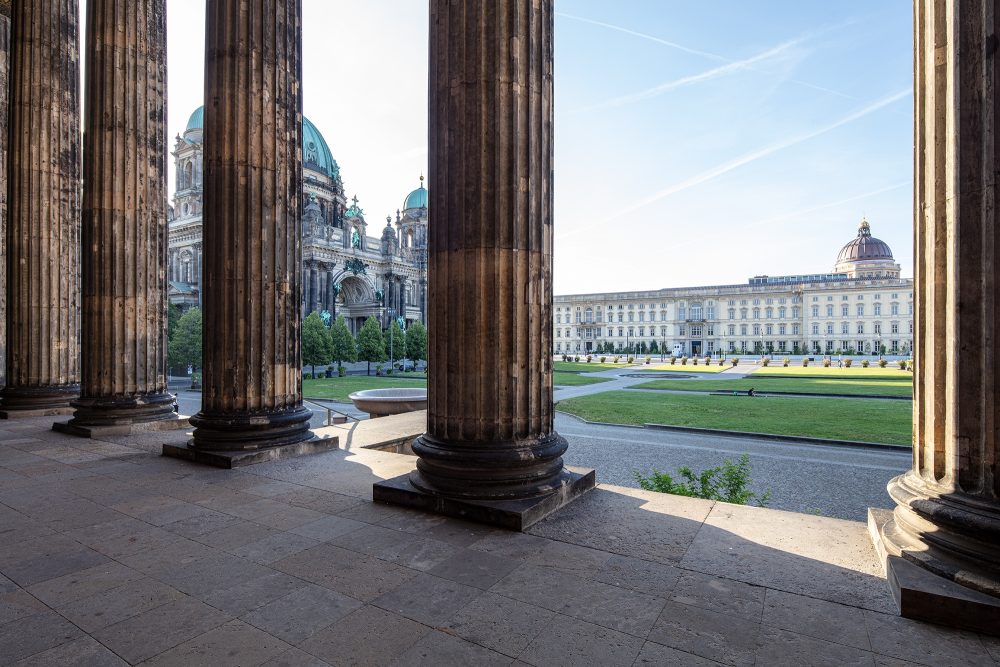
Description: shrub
xmin=562 ymin=354 xmax=569 ymax=362
xmin=600 ymin=356 xmax=606 ymax=363
xmin=704 ymin=357 xmax=711 ymax=365
xmin=844 ymin=359 xmax=853 ymax=368
xmin=761 ymin=358 xmax=769 ymax=367
xmin=862 ymin=359 xmax=870 ymax=368
xmin=898 ymin=360 xmax=907 ymax=371
xmin=782 ymin=358 xmax=790 ymax=367
xmin=574 ymin=355 xmax=581 ymax=362
xmin=802 ymin=358 xmax=809 ymax=367
xmin=627 ymin=356 xmax=634 ymax=363
xmin=670 ymin=356 xmax=676 ymax=365
xmin=634 ymin=454 xmax=771 ymax=507
xmin=681 ymin=356 xmax=688 ymax=365
xmin=586 ymin=355 xmax=592 ymax=363
xmin=645 ymin=356 xmax=651 ymax=364
xmin=823 ymin=359 xmax=831 ymax=367
xmin=718 ymin=358 xmax=725 ymax=366
xmin=731 ymin=357 xmax=739 ymax=366
xmin=878 ymin=359 xmax=887 ymax=368
xmin=613 ymin=355 xmax=620 ymax=363
xmin=375 ymin=364 xmax=384 ymax=376
xmin=338 ymin=365 xmax=346 ymax=377
xmin=692 ymin=357 xmax=699 ymax=365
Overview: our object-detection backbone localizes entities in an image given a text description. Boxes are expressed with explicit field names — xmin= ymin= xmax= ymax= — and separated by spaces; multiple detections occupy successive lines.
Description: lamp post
xmin=877 ymin=331 xmax=882 ymax=361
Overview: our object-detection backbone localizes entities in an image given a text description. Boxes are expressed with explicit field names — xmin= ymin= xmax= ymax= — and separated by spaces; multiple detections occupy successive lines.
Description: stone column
xmin=181 ymin=0 xmax=330 ymax=459
xmin=0 ymin=1 xmax=10 ymax=389
xmin=0 ymin=0 xmax=81 ymax=416
xmin=308 ymin=265 xmax=318 ymax=314
xmin=872 ymin=0 xmax=1000 ymax=634
xmin=374 ymin=0 xmax=593 ymax=530
xmin=57 ymin=0 xmax=178 ymax=432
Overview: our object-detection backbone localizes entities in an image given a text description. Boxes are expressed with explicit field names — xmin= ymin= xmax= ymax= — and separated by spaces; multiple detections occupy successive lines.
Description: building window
xmin=728 ymin=324 xmax=736 ymax=336
xmin=874 ymin=303 xmax=882 ymax=316
xmin=841 ymin=305 xmax=849 ymax=317
xmin=753 ymin=308 xmax=760 ymax=319
xmin=891 ymin=322 xmax=899 ymax=334
xmin=691 ymin=304 xmax=702 ymax=319
xmin=740 ymin=324 xmax=748 ymax=336
xmin=856 ymin=304 xmax=864 ymax=317
xmin=793 ymin=306 xmax=800 ymax=318
xmin=556 ymin=315 xmax=561 ymax=324
xmin=691 ymin=325 xmax=702 ymax=337
xmin=765 ymin=324 xmax=773 ymax=335
xmin=826 ymin=305 xmax=834 ymax=317
xmin=812 ymin=323 xmax=819 ymax=335
xmin=812 ymin=306 xmax=819 ymax=317
xmin=765 ymin=307 xmax=773 ymax=319
xmin=891 ymin=303 xmax=899 ymax=315
xmin=706 ymin=306 xmax=715 ymax=319
xmin=841 ymin=322 xmax=849 ymax=335
xmin=740 ymin=308 xmax=748 ymax=319
xmin=792 ymin=324 xmax=800 ymax=335
xmin=729 ymin=308 xmax=736 ymax=320
xmin=778 ymin=324 xmax=786 ymax=335
xmin=826 ymin=323 xmax=834 ymax=335
xmin=857 ymin=322 xmax=864 ymax=335
xmin=778 ymin=307 xmax=786 ymax=318
xmin=753 ymin=324 xmax=761 ymax=336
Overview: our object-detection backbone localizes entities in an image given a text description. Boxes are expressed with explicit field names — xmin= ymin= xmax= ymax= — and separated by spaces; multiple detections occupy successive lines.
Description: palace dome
xmin=184 ymin=106 xmax=340 ymax=180
xmin=403 ymin=176 xmax=427 ymax=211
xmin=836 ymin=218 xmax=894 ymax=264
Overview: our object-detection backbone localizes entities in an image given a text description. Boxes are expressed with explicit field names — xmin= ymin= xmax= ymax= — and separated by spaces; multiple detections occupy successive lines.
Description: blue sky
xmin=159 ymin=1 xmax=913 ymax=294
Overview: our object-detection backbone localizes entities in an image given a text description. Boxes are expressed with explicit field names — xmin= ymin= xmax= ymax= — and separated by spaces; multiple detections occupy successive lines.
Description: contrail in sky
xmin=744 ymin=181 xmax=910 ymax=230
xmin=556 ymin=88 xmax=912 ymax=240
xmin=558 ymin=12 xmax=856 ymax=102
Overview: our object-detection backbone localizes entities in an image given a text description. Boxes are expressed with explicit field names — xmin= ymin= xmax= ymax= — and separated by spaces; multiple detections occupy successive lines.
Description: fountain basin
xmin=348 ymin=388 xmax=428 ymax=418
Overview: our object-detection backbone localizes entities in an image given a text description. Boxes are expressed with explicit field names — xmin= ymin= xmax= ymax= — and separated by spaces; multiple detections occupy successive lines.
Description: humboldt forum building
xmin=555 ymin=219 xmax=913 ymax=358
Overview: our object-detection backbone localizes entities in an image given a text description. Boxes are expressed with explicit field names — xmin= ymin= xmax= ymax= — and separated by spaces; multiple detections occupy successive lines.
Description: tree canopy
xmin=168 ymin=307 xmax=202 ymax=372
xmin=302 ymin=311 xmax=333 ymax=375
xmin=329 ymin=315 xmax=357 ymax=366
xmin=357 ymin=315 xmax=387 ymax=374
xmin=405 ymin=321 xmax=427 ymax=363
xmin=384 ymin=319 xmax=405 ymax=362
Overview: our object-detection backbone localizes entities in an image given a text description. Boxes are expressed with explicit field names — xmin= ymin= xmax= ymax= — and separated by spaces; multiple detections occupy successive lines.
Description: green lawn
xmin=643 ymin=363 xmax=730 ymax=374
xmin=750 ymin=365 xmax=912 ymax=380
xmin=555 ymin=361 xmax=624 ymax=372
xmin=632 ymin=377 xmax=912 ymax=397
xmin=303 ymin=376 xmax=426 ymax=402
xmin=557 ymin=391 xmax=912 ymax=445
xmin=553 ymin=371 xmax=612 ymax=387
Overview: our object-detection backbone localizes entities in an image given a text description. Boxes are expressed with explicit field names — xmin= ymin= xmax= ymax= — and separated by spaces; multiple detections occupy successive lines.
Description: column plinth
xmin=165 ymin=0 xmax=335 ymax=465
xmin=1 ymin=0 xmax=81 ymax=417
xmin=870 ymin=0 xmax=1000 ymax=636
xmin=373 ymin=0 xmax=594 ymax=530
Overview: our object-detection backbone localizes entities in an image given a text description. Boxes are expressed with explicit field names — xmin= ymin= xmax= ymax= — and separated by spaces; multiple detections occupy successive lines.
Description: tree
xmin=357 ymin=315 xmax=386 ymax=375
xmin=648 ymin=340 xmax=659 ymax=354
xmin=405 ymin=321 xmax=428 ymax=365
xmin=329 ymin=315 xmax=357 ymax=369
xmin=168 ymin=307 xmax=202 ymax=375
xmin=302 ymin=311 xmax=333 ymax=378
xmin=167 ymin=303 xmax=182 ymax=343
xmin=384 ymin=319 xmax=404 ymax=366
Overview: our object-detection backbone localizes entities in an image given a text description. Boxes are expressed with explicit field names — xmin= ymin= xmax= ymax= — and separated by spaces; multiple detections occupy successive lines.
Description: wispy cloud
xmin=558 ymin=12 xmax=856 ymax=103
xmin=557 ymin=88 xmax=912 ymax=240
xmin=579 ymin=37 xmax=806 ymax=112
xmin=744 ymin=181 xmax=910 ymax=230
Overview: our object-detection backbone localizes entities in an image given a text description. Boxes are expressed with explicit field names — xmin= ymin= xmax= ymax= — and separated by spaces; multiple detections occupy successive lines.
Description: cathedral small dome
xmin=836 ymin=218 xmax=894 ymax=264
xmin=403 ymin=175 xmax=427 ymax=211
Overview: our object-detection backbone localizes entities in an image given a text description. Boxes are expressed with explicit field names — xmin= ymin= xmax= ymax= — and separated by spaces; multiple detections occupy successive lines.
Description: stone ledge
xmin=162 ymin=435 xmax=339 ymax=469
xmin=868 ymin=507 xmax=1000 ymax=636
xmin=373 ymin=466 xmax=596 ymax=532
xmin=53 ymin=416 xmax=190 ymax=438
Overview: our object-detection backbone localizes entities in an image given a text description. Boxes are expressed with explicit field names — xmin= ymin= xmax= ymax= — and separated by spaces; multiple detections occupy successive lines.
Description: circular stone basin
xmin=348 ymin=388 xmax=428 ymax=418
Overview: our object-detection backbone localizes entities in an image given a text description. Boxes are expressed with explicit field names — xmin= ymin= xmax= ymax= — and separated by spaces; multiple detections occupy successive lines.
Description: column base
xmin=53 ymin=415 xmax=190 ymax=439
xmin=188 ymin=405 xmax=314 ymax=451
xmin=162 ymin=434 xmax=339 ymax=469
xmin=868 ymin=508 xmax=1000 ymax=636
xmin=373 ymin=466 xmax=596 ymax=531
xmin=0 ymin=384 xmax=79 ymax=417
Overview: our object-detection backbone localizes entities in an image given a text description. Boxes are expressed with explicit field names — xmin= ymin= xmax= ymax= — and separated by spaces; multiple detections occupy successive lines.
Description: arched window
xmin=184 ymin=161 xmax=193 ymax=189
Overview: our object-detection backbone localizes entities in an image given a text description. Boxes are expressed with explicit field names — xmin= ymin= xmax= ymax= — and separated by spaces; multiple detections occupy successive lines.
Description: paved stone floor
xmin=0 ymin=416 xmax=997 ymax=666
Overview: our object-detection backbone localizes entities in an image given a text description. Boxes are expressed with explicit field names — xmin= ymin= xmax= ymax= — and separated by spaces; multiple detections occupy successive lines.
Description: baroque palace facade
xmin=167 ymin=106 xmax=428 ymax=334
xmin=555 ymin=219 xmax=914 ymax=357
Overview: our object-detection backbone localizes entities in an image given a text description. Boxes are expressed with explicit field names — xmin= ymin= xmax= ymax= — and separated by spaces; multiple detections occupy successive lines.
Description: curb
xmin=554 ymin=409 xmax=908 ymax=452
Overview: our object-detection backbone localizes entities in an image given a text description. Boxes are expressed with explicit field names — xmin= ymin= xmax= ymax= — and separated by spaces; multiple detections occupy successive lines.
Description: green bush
xmin=613 ymin=355 xmax=620 ymax=363
xmin=634 ymin=454 xmax=771 ymax=507
xmin=627 ymin=356 xmax=634 ymax=363
xmin=761 ymin=358 xmax=769 ymax=367
xmin=704 ymin=357 xmax=711 ymax=365
xmin=692 ymin=357 xmax=698 ymax=366
xmin=574 ymin=355 xmax=581 ymax=362
xmin=844 ymin=359 xmax=853 ymax=368
xmin=823 ymin=359 xmax=831 ymax=367
xmin=586 ymin=355 xmax=592 ymax=363
xmin=802 ymin=358 xmax=809 ymax=366
xmin=782 ymin=358 xmax=790 ymax=367
xmin=718 ymin=358 xmax=725 ymax=366
xmin=862 ymin=359 xmax=870 ymax=368
xmin=338 ymin=366 xmax=346 ymax=377
xmin=600 ymin=356 xmax=606 ymax=363
xmin=670 ymin=357 xmax=676 ymax=365
xmin=878 ymin=359 xmax=887 ymax=368
xmin=681 ymin=356 xmax=688 ymax=365
xmin=645 ymin=356 xmax=651 ymax=364
xmin=898 ymin=360 xmax=907 ymax=371
xmin=731 ymin=357 xmax=739 ymax=366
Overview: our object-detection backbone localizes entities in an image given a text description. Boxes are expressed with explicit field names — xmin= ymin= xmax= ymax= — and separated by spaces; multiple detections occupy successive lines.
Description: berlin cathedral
xmin=167 ymin=106 xmax=428 ymax=334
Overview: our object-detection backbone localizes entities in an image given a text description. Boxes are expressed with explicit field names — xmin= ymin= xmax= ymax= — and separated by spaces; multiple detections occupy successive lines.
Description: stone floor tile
xmin=11 ymin=635 xmax=128 ymax=667
xmin=391 ymin=629 xmax=513 ymax=667
xmin=298 ymin=605 xmax=430 ymax=667
xmin=763 ymin=588 xmax=871 ymax=651
xmin=981 ymin=634 xmax=1000 ymax=663
xmin=257 ymin=647 xmax=333 ymax=667
xmin=445 ymin=592 xmax=555 ymax=658
xmin=110 ymin=494 xmax=188 ymax=522
xmin=519 ymin=614 xmax=643 ymax=667
xmin=647 ymin=600 xmax=760 ymax=667
xmin=336 ymin=500 xmax=419 ymax=525
xmin=0 ymin=589 xmax=48 ymax=625
xmin=230 ymin=532 xmax=319 ymax=564
xmin=271 ymin=487 xmax=364 ymax=515
xmin=670 ymin=571 xmax=765 ymax=621
xmin=376 ymin=512 xmax=504 ymax=548
xmin=64 ymin=518 xmax=177 ymax=560
xmin=153 ymin=552 xmax=273 ymax=598
xmin=243 ymin=480 xmax=304 ymax=498
xmin=330 ymin=524 xmax=458 ymax=572
xmin=199 ymin=569 xmax=308 ymax=617
xmin=189 ymin=519 xmax=281 ymax=551
xmin=116 ymin=535 xmax=217 ymax=575
xmin=863 ymin=609 xmax=995 ymax=667
xmin=0 ymin=610 xmax=84 ymax=663
xmin=27 ymin=561 xmax=143 ymax=607
xmin=272 ymin=543 xmax=418 ymax=602
xmin=490 ymin=563 xmax=666 ymax=637
xmin=755 ymin=625 xmax=876 ymax=666
xmin=241 ymin=584 xmax=363 ymax=644
xmin=427 ymin=547 xmax=521 ymax=589
xmin=139 ymin=619 xmax=289 ymax=667
xmin=872 ymin=656 xmax=930 ymax=667
xmin=468 ymin=530 xmax=550 ymax=561
xmin=1 ymin=541 xmax=110 ymax=588
xmin=526 ymin=539 xmax=613 ymax=578
xmin=373 ymin=572 xmax=482 ymax=627
xmin=593 ymin=554 xmax=682 ymax=598
xmin=162 ymin=508 xmax=243 ymax=538
xmin=528 ymin=487 xmax=712 ymax=566
xmin=223 ymin=498 xmax=327 ymax=530
xmin=92 ymin=596 xmax=233 ymax=664
xmin=634 ymin=641 xmax=726 ymax=666
xmin=194 ymin=489 xmax=263 ymax=513
xmin=288 ymin=515 xmax=366 ymax=542
xmin=0 ymin=573 xmax=17 ymax=594
xmin=59 ymin=577 xmax=186 ymax=632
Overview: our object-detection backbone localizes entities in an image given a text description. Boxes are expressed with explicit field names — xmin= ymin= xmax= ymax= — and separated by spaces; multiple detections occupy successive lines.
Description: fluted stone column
xmin=374 ymin=0 xmax=593 ymax=530
xmin=872 ymin=0 xmax=1000 ymax=634
xmin=55 ymin=0 xmax=179 ymax=434
xmin=0 ymin=0 xmax=81 ymax=416
xmin=178 ymin=0 xmax=334 ymax=462
xmin=0 ymin=0 xmax=10 ymax=390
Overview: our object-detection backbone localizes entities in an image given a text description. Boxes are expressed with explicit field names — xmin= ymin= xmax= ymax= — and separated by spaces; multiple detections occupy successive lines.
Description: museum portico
xmin=0 ymin=0 xmax=997 ymax=663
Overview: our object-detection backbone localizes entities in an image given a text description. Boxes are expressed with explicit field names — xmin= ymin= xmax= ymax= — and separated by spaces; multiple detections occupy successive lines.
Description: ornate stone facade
xmin=167 ymin=109 xmax=428 ymax=334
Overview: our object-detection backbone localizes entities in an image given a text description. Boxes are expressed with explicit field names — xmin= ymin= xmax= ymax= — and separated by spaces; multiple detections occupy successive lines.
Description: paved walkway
xmin=0 ymin=415 xmax=994 ymax=666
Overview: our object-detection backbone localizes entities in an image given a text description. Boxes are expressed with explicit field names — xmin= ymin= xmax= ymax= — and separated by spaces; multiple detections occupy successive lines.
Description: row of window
xmin=554 ymin=339 xmax=907 ymax=353
xmin=557 ymin=320 xmax=913 ymax=339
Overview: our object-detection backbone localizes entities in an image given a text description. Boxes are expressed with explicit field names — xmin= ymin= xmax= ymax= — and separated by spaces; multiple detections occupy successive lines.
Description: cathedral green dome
xmin=184 ymin=106 xmax=340 ymax=180
xmin=403 ymin=176 xmax=427 ymax=210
